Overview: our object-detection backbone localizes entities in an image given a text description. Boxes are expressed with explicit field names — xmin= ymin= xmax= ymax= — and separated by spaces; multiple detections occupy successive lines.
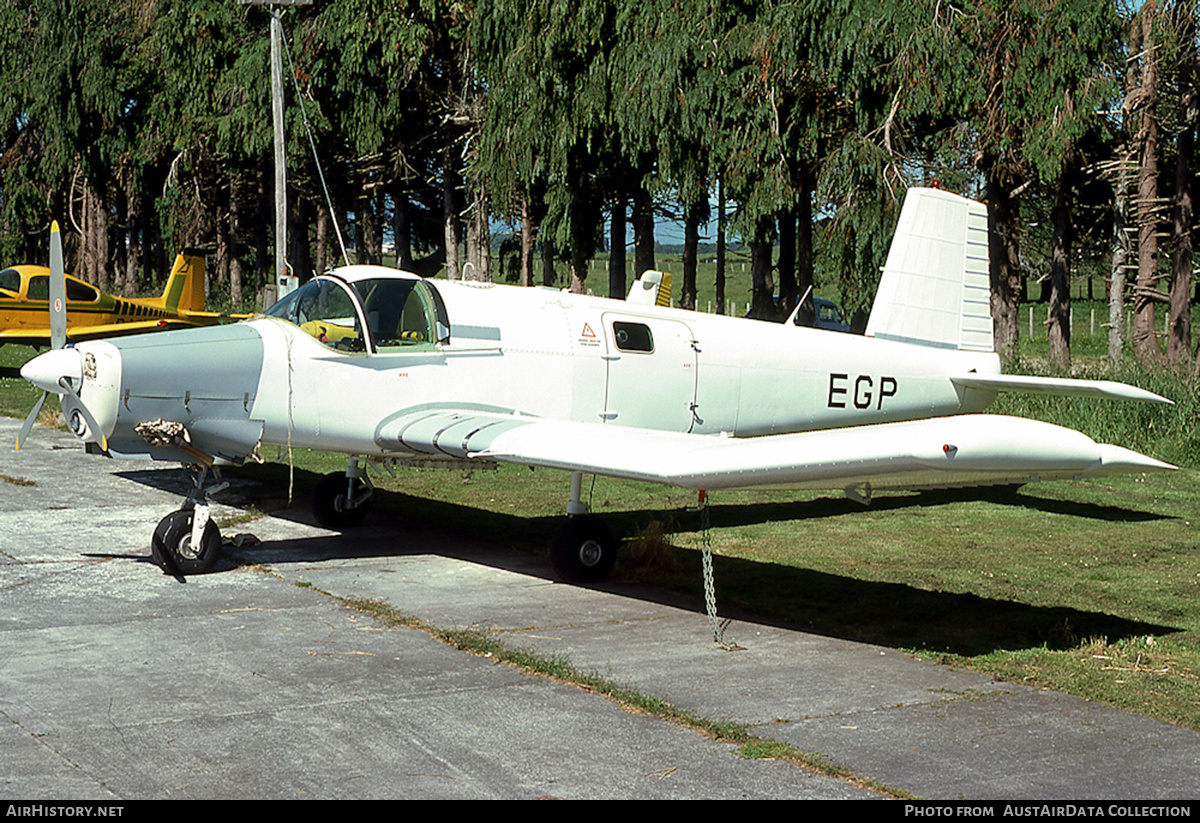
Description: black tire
xmin=550 ymin=515 xmax=618 ymax=583
xmin=312 ymin=472 xmax=370 ymax=529
xmin=151 ymin=509 xmax=222 ymax=575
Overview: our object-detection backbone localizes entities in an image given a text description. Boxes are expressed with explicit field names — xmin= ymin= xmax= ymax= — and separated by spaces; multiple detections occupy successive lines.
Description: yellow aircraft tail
xmin=625 ymin=270 xmax=673 ymax=307
xmin=148 ymin=254 xmax=207 ymax=314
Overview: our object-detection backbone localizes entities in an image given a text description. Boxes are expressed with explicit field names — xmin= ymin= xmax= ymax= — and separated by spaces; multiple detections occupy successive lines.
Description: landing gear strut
xmin=312 ymin=457 xmax=374 ymax=529
xmin=151 ymin=465 xmax=227 ymax=575
xmin=550 ymin=472 xmax=618 ymax=583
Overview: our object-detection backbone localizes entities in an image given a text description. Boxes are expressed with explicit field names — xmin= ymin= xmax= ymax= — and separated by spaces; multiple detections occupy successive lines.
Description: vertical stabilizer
xmin=865 ymin=188 xmax=992 ymax=352
xmin=155 ymin=254 xmax=207 ymax=313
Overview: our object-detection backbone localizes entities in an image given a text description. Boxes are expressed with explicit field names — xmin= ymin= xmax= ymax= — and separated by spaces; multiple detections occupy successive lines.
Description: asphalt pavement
xmin=2 ymin=416 xmax=1198 ymax=800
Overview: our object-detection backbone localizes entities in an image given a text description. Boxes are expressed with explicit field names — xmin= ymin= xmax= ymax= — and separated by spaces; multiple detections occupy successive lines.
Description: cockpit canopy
xmin=0 ymin=266 xmax=100 ymax=302
xmin=265 ymin=271 xmax=448 ymax=354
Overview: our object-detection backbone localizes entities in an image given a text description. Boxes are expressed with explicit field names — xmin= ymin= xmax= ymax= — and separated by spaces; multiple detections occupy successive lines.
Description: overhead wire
xmin=279 ymin=13 xmax=351 ymax=269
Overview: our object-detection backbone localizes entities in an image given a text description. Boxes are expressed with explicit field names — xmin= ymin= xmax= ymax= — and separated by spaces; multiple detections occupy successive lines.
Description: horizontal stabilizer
xmin=950 ymin=373 xmax=1172 ymax=404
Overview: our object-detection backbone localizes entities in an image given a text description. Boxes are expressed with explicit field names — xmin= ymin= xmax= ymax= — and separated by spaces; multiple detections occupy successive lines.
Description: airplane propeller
xmin=15 ymin=222 xmax=107 ymax=451
xmin=14 ymin=383 xmax=48 ymax=449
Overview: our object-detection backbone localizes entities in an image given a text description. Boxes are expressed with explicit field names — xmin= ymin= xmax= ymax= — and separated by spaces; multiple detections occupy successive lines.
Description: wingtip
xmin=1094 ymin=444 xmax=1177 ymax=474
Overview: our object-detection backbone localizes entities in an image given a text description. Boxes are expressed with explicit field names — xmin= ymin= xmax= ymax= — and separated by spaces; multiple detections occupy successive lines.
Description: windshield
xmin=265 ymin=275 xmax=445 ymax=354
xmin=265 ymin=277 xmax=366 ymax=351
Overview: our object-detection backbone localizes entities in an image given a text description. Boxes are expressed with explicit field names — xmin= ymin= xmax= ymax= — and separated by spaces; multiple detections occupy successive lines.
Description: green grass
xmin=0 ymin=344 xmax=42 ymax=420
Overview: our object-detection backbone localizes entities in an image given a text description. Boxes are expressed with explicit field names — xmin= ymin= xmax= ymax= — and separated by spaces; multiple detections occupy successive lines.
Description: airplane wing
xmin=375 ymin=409 xmax=1175 ymax=496
xmin=179 ymin=310 xmax=257 ymax=322
xmin=0 ymin=319 xmax=227 ymax=348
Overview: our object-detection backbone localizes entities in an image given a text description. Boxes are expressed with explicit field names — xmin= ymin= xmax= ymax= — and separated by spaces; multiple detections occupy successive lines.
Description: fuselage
xmin=63 ymin=266 xmax=1003 ymax=464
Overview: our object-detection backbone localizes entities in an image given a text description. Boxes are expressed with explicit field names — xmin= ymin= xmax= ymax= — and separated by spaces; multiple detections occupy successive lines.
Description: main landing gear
xmin=151 ymin=465 xmax=227 ymax=575
xmin=549 ymin=472 xmax=618 ymax=584
xmin=312 ymin=457 xmax=374 ymax=529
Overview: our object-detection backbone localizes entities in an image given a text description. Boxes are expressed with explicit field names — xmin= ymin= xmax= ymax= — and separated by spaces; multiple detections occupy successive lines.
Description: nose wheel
xmin=150 ymin=464 xmax=227 ymax=576
xmin=152 ymin=507 xmax=222 ymax=575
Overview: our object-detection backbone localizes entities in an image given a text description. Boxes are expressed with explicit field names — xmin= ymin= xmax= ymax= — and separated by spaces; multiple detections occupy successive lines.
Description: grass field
xmin=2 ymin=263 xmax=1198 ymax=733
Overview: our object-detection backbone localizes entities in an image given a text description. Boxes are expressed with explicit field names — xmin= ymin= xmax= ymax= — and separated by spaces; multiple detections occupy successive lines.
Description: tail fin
xmin=865 ymin=188 xmax=992 ymax=352
xmin=626 ymin=270 xmax=673 ymax=307
xmin=153 ymin=254 xmax=206 ymax=313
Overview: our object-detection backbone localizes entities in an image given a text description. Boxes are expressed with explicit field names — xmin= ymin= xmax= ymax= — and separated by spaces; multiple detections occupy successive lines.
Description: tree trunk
xmin=1047 ymin=170 xmax=1072 ymax=369
xmin=85 ymin=182 xmax=111 ymax=292
xmin=1168 ymin=8 xmax=1196 ymax=372
xmin=444 ymin=150 xmax=463 ymax=280
xmin=569 ymin=244 xmax=587 ymax=294
xmin=715 ymin=176 xmax=726 ymax=316
xmin=986 ymin=175 xmax=1021 ymax=361
xmin=541 ymin=236 xmax=556 ymax=287
xmin=216 ymin=193 xmax=230 ymax=300
xmin=289 ymin=196 xmax=311 ymax=283
xmin=393 ymin=184 xmax=414 ymax=271
xmin=229 ymin=177 xmax=243 ymax=306
xmin=748 ymin=218 xmax=775 ymax=320
xmin=1134 ymin=7 xmax=1164 ymax=366
xmin=123 ymin=178 xmax=141 ymax=296
xmin=632 ymin=186 xmax=655 ymax=277
xmin=464 ymin=184 xmax=490 ymax=282
xmin=255 ymin=167 xmax=270 ymax=298
xmin=520 ymin=187 xmax=535 ymax=287
xmin=608 ymin=195 xmax=626 ymax=298
xmin=776 ymin=207 xmax=796 ymax=321
xmin=796 ymin=180 xmax=815 ymax=326
xmin=1109 ymin=154 xmax=1132 ymax=369
xmin=681 ymin=201 xmax=703 ymax=311
xmin=356 ymin=193 xmax=379 ymax=266
xmin=314 ymin=203 xmax=329 ymax=277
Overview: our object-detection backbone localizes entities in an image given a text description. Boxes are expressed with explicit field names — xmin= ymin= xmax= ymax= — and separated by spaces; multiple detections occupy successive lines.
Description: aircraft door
xmin=601 ymin=313 xmax=698 ymax=432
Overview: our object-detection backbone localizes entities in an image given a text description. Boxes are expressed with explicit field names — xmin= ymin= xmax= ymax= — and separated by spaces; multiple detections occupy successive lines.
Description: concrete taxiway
xmin=2 ymin=417 xmax=1198 ymax=800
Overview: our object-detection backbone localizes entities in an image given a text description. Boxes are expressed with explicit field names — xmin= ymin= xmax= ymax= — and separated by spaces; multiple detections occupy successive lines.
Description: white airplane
xmin=18 ymin=187 xmax=1175 ymax=580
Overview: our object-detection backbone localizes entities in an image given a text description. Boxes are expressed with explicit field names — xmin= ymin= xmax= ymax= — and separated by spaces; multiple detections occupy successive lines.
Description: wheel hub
xmin=578 ymin=539 xmax=602 ymax=567
xmin=176 ymin=533 xmax=199 ymax=560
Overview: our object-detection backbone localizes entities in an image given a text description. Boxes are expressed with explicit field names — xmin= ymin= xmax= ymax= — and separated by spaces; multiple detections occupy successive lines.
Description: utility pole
xmin=239 ymin=0 xmax=311 ymax=308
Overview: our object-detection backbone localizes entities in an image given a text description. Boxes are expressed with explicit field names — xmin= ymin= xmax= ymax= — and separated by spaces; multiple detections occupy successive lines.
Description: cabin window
xmin=612 ymin=321 xmax=653 ymax=353
xmin=0 ymin=268 xmax=20 ymax=296
xmin=66 ymin=280 xmax=99 ymax=302
xmin=352 ymin=278 xmax=441 ymax=353
xmin=27 ymin=275 xmax=49 ymax=301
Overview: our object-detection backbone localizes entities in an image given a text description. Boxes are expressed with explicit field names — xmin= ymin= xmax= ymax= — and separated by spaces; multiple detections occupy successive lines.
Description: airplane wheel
xmin=151 ymin=509 xmax=221 ymax=575
xmin=312 ymin=472 xmax=370 ymax=529
xmin=550 ymin=515 xmax=617 ymax=583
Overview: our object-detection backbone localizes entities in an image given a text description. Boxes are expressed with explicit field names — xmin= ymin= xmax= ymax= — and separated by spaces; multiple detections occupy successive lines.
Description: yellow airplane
xmin=0 ymin=224 xmax=234 ymax=348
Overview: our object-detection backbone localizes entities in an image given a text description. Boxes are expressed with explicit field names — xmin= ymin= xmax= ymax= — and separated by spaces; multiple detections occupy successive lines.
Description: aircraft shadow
xmin=114 ymin=464 xmax=1177 ymax=658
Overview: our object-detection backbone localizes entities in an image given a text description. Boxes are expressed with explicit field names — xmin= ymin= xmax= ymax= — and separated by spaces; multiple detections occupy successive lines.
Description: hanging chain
xmin=698 ymin=490 xmax=742 ymax=650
